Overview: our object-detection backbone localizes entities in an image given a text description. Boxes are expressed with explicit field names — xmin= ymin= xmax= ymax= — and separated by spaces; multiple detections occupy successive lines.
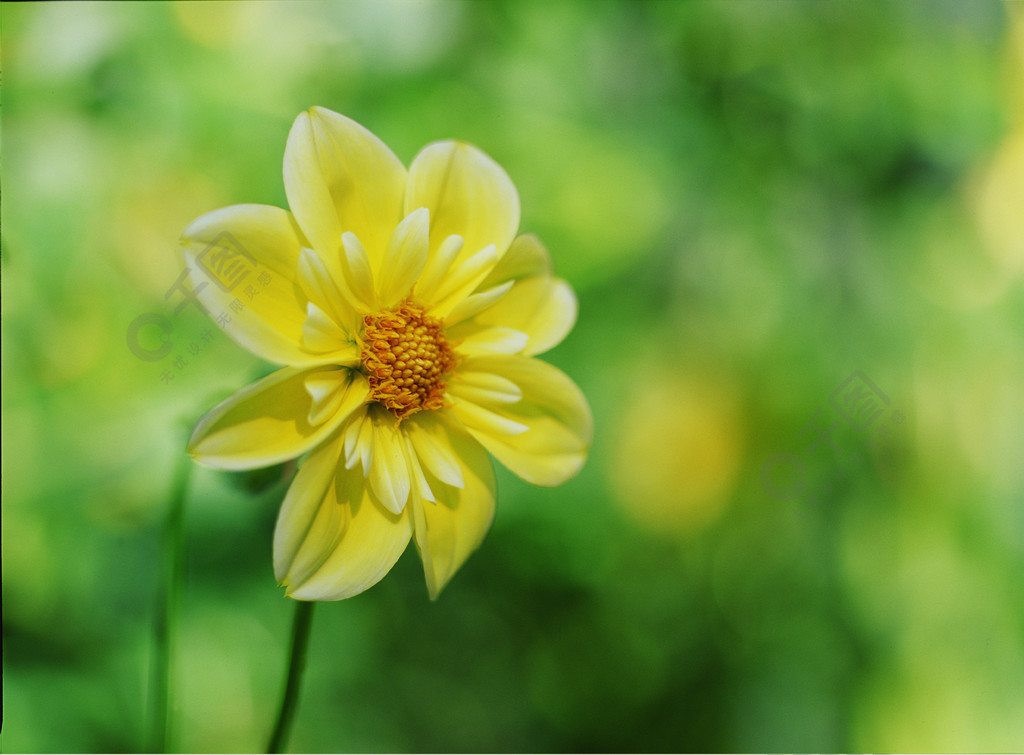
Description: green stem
xmin=267 ymin=600 xmax=316 ymax=754
xmin=150 ymin=450 xmax=191 ymax=753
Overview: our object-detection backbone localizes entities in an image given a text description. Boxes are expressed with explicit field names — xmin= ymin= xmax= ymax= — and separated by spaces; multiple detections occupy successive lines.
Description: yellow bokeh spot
xmin=172 ymin=2 xmax=266 ymax=49
xmin=610 ymin=365 xmax=744 ymax=535
xmin=969 ymin=128 xmax=1024 ymax=281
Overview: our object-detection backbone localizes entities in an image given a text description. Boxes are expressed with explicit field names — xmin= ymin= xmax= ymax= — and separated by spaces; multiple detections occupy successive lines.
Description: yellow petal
xmin=447 ymin=371 xmax=522 ymax=405
xmin=451 ymin=356 xmax=592 ymax=486
xmin=405 ymin=140 xmax=520 ymax=268
xmin=456 ymin=233 xmax=575 ymax=356
xmin=306 ymin=368 xmax=364 ymax=425
xmin=444 ymin=280 xmax=514 ymax=326
xmin=283 ymin=107 xmax=406 ymax=264
xmin=272 ymin=432 xmax=350 ymax=589
xmin=296 ymin=247 xmax=362 ymax=337
xmin=426 ymin=244 xmax=501 ymax=318
xmin=415 ymin=233 xmax=463 ymax=301
xmin=452 ymin=326 xmax=530 ymax=356
xmin=408 ymin=418 xmax=496 ymax=600
xmin=368 ymin=409 xmax=412 ymax=515
xmin=274 ymin=433 xmax=413 ymax=601
xmin=404 ymin=412 xmax=465 ymax=488
xmin=188 ymin=366 xmax=368 ymax=470
xmin=301 ymin=301 xmax=357 ymax=357
xmin=403 ymin=435 xmax=436 ymax=503
xmin=342 ymin=406 xmax=374 ymax=475
xmin=448 ymin=396 xmax=530 ymax=438
xmin=480 ymin=233 xmax=552 ymax=289
xmin=377 ymin=207 xmax=429 ymax=308
xmin=340 ymin=232 xmax=377 ymax=311
xmin=450 ymin=276 xmax=577 ymax=356
xmin=181 ymin=204 xmax=315 ymax=365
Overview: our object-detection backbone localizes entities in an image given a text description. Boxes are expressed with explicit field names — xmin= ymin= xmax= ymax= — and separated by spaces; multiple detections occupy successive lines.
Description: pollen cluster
xmin=360 ymin=299 xmax=458 ymax=421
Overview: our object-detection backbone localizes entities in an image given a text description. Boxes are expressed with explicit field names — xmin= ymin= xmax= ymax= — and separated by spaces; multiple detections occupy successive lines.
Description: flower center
xmin=360 ymin=299 xmax=458 ymax=421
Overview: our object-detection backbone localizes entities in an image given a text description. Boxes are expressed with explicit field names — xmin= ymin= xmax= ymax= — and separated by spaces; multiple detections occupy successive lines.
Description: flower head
xmin=183 ymin=107 xmax=592 ymax=600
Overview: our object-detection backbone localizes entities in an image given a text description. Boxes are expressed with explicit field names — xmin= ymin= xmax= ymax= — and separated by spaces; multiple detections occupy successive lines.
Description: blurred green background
xmin=3 ymin=1 xmax=1023 ymax=752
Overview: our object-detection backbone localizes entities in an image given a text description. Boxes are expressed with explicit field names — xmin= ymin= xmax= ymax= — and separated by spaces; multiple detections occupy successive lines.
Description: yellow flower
xmin=182 ymin=107 xmax=592 ymax=601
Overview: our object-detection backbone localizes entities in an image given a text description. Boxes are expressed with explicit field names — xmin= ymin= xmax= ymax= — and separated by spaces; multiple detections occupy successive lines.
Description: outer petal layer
xmin=284 ymin=107 xmax=407 ymax=265
xmin=454 ymin=233 xmax=575 ymax=355
xmin=272 ymin=432 xmax=351 ymax=590
xmin=450 ymin=276 xmax=577 ymax=356
xmin=405 ymin=141 xmax=520 ymax=267
xmin=408 ymin=414 xmax=496 ymax=599
xmin=188 ymin=367 xmax=369 ymax=470
xmin=479 ymin=233 xmax=552 ymax=288
xmin=449 ymin=356 xmax=592 ymax=486
xmin=275 ymin=432 xmax=413 ymax=601
xmin=180 ymin=204 xmax=316 ymax=365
